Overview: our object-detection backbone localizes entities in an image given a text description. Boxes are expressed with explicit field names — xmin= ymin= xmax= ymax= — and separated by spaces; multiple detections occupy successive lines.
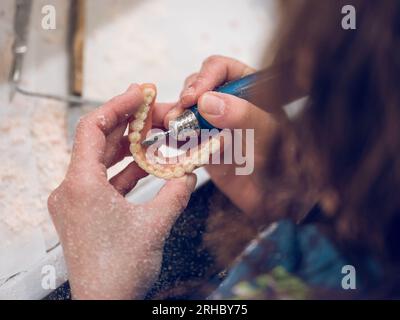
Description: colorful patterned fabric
xmin=210 ymin=220 xmax=381 ymax=299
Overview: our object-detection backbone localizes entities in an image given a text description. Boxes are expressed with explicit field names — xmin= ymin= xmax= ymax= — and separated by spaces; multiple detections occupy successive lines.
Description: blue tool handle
xmin=189 ymin=71 xmax=262 ymax=130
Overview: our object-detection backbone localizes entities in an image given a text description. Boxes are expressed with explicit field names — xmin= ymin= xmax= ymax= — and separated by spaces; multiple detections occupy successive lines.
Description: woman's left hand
xmin=47 ymin=84 xmax=196 ymax=300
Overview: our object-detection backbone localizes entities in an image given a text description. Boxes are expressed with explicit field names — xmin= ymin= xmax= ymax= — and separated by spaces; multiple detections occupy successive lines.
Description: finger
xmin=92 ymin=84 xmax=146 ymax=134
xmin=144 ymin=174 xmax=197 ymax=234
xmin=181 ymin=72 xmax=199 ymax=94
xmin=165 ymin=55 xmax=254 ymax=127
xmin=109 ymin=161 xmax=148 ymax=195
xmin=107 ymin=135 xmax=132 ymax=168
xmin=104 ymin=122 xmax=128 ymax=167
xmin=197 ymin=91 xmax=271 ymax=131
xmin=70 ymin=84 xmax=155 ymax=176
xmin=180 ymin=55 xmax=254 ymax=107
xmin=152 ymin=102 xmax=176 ymax=128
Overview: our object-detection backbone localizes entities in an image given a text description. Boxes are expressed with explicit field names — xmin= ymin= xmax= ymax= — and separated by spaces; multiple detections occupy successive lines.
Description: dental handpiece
xmin=141 ymin=68 xmax=278 ymax=146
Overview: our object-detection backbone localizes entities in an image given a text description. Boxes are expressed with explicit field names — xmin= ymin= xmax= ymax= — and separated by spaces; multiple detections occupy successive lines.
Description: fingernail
xmin=180 ymin=86 xmax=195 ymax=99
xmin=185 ymin=174 xmax=197 ymax=190
xmin=199 ymin=93 xmax=225 ymax=116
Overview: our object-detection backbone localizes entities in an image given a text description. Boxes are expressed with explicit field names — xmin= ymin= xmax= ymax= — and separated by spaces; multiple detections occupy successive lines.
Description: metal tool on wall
xmin=8 ymin=0 xmax=102 ymax=106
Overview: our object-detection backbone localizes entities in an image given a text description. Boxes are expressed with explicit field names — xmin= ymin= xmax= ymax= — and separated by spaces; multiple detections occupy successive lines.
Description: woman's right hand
xmin=163 ymin=56 xmax=280 ymax=216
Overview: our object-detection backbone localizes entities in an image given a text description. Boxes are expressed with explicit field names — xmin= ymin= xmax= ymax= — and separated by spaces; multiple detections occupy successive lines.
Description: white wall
xmin=84 ymin=0 xmax=276 ymax=102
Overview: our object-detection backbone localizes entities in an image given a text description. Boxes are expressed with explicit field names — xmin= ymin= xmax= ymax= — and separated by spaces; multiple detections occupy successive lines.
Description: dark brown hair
xmin=261 ymin=0 xmax=400 ymax=296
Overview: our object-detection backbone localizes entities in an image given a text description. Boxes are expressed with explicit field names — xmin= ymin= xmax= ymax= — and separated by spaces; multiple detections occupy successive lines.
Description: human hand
xmin=48 ymin=84 xmax=197 ymax=299
xmin=163 ymin=56 xmax=280 ymax=215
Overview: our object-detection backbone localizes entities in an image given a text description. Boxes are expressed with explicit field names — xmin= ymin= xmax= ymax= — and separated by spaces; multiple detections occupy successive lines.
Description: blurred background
xmin=0 ymin=0 xmax=275 ymax=299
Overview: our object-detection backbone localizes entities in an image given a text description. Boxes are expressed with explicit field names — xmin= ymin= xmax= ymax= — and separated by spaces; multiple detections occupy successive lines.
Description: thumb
xmin=198 ymin=92 xmax=270 ymax=131
xmin=144 ymin=174 xmax=197 ymax=235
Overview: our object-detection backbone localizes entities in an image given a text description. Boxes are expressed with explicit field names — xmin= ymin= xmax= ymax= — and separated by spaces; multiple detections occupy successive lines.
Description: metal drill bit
xmin=141 ymin=109 xmax=202 ymax=146
xmin=141 ymin=129 xmax=172 ymax=147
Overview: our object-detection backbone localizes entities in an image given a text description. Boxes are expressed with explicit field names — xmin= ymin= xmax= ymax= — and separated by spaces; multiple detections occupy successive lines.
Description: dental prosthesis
xmin=128 ymin=87 xmax=220 ymax=179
